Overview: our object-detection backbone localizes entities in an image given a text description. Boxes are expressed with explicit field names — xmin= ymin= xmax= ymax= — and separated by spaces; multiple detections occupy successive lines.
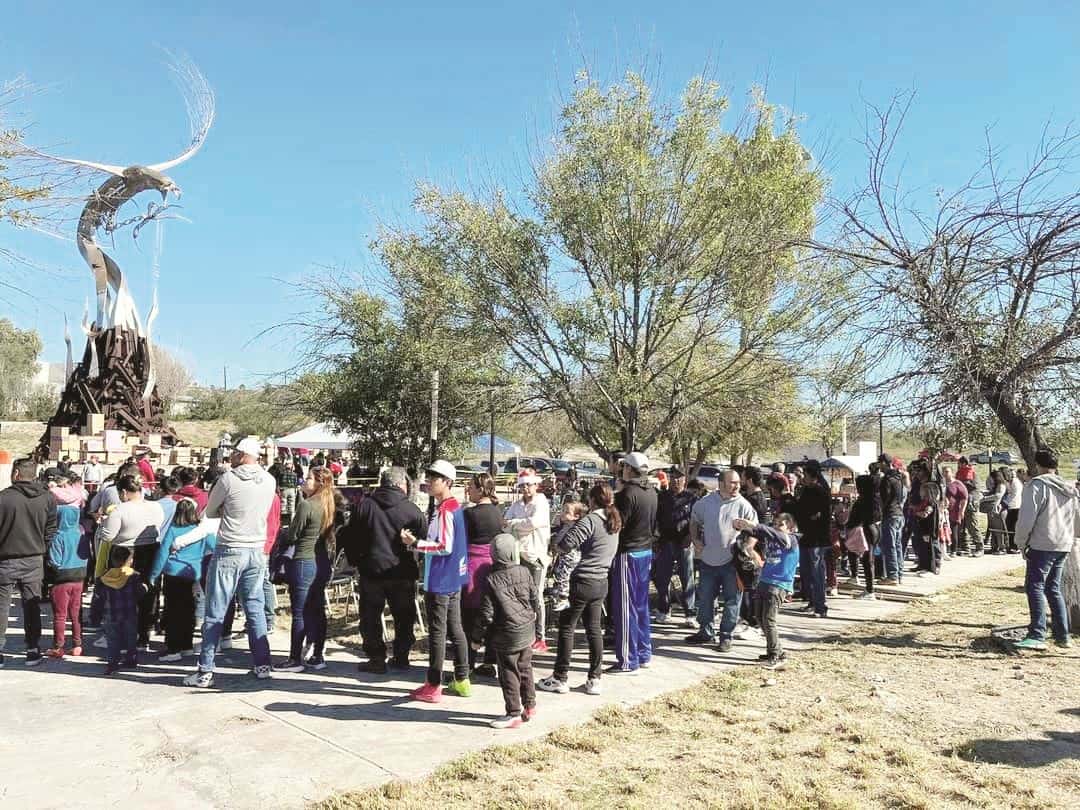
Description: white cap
xmin=621 ymin=451 xmax=650 ymax=472
xmin=235 ymin=437 xmax=264 ymax=459
xmin=516 ymin=470 xmax=543 ymax=485
xmin=426 ymin=459 xmax=457 ymax=481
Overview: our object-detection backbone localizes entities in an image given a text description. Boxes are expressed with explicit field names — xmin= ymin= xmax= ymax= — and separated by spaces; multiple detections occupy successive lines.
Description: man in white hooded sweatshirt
xmin=184 ymin=438 xmax=276 ymax=687
xmin=1013 ymin=447 xmax=1079 ymax=650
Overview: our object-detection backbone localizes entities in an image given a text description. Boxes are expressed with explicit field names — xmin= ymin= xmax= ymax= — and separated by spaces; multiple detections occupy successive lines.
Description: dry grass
xmin=317 ymin=568 xmax=1080 ymax=810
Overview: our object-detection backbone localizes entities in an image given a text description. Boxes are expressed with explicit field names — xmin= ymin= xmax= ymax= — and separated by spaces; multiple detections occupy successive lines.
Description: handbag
xmin=844 ymin=525 xmax=869 ymax=555
xmin=270 ymin=544 xmax=295 ymax=585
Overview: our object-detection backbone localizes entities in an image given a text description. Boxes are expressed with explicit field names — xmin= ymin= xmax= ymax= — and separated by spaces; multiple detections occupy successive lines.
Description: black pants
xmin=914 ymin=533 xmax=940 ymax=574
xmin=0 ymin=556 xmax=43 ymax=653
xmin=554 ymin=577 xmax=607 ymax=682
xmin=1005 ymin=509 xmax=1020 ymax=552
xmin=359 ymin=576 xmax=416 ymax=665
xmin=131 ymin=545 xmax=160 ymax=645
xmin=425 ymin=590 xmax=468 ymax=686
xmin=497 ymin=646 xmax=536 ymax=715
xmin=461 ymin=606 xmax=496 ymax=669
xmin=163 ymin=575 xmax=196 ymax=653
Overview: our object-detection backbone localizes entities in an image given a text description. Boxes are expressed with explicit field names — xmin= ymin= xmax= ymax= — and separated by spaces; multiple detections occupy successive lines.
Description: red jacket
xmin=264 ymin=493 xmax=281 ymax=554
xmin=173 ymin=485 xmax=209 ymax=516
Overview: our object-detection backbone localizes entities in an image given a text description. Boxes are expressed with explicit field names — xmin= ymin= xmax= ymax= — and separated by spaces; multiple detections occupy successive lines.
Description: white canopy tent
xmin=274 ymin=422 xmax=358 ymax=451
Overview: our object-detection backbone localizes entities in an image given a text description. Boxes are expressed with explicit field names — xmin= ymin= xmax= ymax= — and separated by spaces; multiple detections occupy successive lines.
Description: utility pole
xmin=488 ymin=390 xmax=496 ymax=475
xmin=429 ymin=369 xmax=440 ymax=464
xmin=877 ymin=407 xmax=885 ymax=456
xmin=223 ymin=365 xmax=228 ymax=392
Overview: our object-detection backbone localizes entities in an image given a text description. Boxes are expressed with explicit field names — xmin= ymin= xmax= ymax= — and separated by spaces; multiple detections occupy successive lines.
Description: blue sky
xmin=2 ymin=1 xmax=1077 ymax=385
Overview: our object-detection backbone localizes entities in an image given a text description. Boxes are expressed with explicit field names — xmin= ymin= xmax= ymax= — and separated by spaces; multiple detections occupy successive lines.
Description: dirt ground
xmin=317 ymin=567 xmax=1080 ymax=810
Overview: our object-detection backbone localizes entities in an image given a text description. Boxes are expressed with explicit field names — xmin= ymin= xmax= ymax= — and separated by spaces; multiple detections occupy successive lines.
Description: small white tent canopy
xmin=275 ymin=422 xmax=358 ymax=451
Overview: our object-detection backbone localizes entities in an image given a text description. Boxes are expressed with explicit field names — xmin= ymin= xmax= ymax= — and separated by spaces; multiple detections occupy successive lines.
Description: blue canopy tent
xmin=471 ymin=434 xmax=521 ymax=456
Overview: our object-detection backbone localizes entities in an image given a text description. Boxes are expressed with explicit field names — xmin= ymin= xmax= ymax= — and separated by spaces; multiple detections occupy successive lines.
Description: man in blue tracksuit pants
xmin=609 ymin=452 xmax=658 ymax=674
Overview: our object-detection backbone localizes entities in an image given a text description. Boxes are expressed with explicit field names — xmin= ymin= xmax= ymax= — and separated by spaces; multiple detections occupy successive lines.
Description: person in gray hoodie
xmin=1013 ymin=448 xmax=1079 ymax=650
xmin=184 ymin=438 xmax=276 ymax=687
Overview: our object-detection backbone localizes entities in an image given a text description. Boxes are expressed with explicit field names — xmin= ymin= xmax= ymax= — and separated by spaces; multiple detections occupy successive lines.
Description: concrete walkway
xmin=0 ymin=554 xmax=1021 ymax=810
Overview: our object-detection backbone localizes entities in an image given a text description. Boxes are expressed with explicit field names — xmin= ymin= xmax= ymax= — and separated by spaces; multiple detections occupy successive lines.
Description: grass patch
xmin=316 ymin=569 xmax=1080 ymax=809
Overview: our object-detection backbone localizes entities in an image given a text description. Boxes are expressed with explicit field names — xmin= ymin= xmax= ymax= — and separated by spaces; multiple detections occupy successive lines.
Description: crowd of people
xmin=0 ymin=440 xmax=1075 ymax=729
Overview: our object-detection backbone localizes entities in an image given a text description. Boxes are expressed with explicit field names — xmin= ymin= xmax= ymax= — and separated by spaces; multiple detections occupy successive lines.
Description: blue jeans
xmin=288 ymin=552 xmax=330 ymax=661
xmin=1025 ymin=549 xmax=1070 ymax=642
xmin=800 ymin=546 xmax=828 ymax=616
xmin=652 ymin=543 xmax=696 ymax=614
xmin=104 ymin=615 xmax=137 ymax=666
xmin=696 ymin=561 xmax=741 ymax=641
xmin=197 ymin=546 xmax=272 ymax=673
xmin=880 ymin=515 xmax=904 ymax=581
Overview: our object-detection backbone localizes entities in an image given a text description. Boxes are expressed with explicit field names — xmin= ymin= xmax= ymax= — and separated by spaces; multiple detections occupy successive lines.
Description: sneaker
xmin=584 ymin=677 xmax=602 ymax=695
xmin=812 ymin=612 xmax=828 ymax=619
xmin=604 ymin=664 xmax=640 ymax=675
xmin=388 ymin=658 xmax=411 ymax=672
xmin=183 ymin=670 xmax=214 ymax=688
xmin=472 ymin=663 xmax=497 ymax=679
xmin=531 ymin=639 xmax=549 ymax=653
xmin=410 ymin=682 xmax=443 ymax=703
xmin=219 ymin=638 xmax=234 ymax=650
xmin=94 ymin=636 xmax=108 ymax=649
xmin=231 ymin=631 xmax=248 ymax=640
xmin=1013 ymin=637 xmax=1048 ymax=651
xmin=445 ymin=677 xmax=472 ymax=697
xmin=879 ymin=578 xmax=899 ymax=586
xmin=180 ymin=649 xmax=195 ymax=657
xmin=827 ymin=587 xmax=839 ymax=596
xmin=158 ymin=652 xmax=183 ymax=663
xmin=305 ymin=656 xmax=327 ymax=671
xmin=552 ymin=599 xmax=570 ymax=612
xmin=254 ymin=665 xmax=273 ymax=679
xmin=45 ymin=647 xmax=65 ymax=660
xmin=1053 ymin=637 xmax=1073 ymax=649
xmin=716 ymin=639 xmax=733 ymax=653
xmin=25 ymin=649 xmax=43 ymax=667
xmin=732 ymin=621 xmax=749 ymax=638
xmin=652 ymin=612 xmax=670 ymax=624
xmin=490 ymin=714 xmax=522 ymax=729
xmin=71 ymin=646 xmax=83 ymax=657
xmin=275 ymin=659 xmax=305 ymax=673
xmin=684 ymin=632 xmax=712 ymax=645
xmin=357 ymin=660 xmax=387 ymax=674
xmin=522 ymin=706 xmax=537 ymax=722
xmin=537 ymin=676 xmax=570 ymax=694
xmin=683 ymin=616 xmax=699 ymax=629
xmin=762 ymin=656 xmax=787 ymax=671
xmin=639 ymin=658 xmax=652 ymax=668
xmin=856 ymin=591 xmax=878 ymax=600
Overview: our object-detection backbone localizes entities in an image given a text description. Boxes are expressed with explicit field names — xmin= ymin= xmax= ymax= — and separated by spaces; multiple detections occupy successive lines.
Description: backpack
xmin=732 ymin=532 xmax=763 ymax=590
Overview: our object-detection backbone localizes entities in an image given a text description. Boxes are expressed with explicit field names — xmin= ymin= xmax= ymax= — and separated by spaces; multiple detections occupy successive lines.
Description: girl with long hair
xmin=277 ymin=466 xmax=338 ymax=672
xmin=537 ymin=482 xmax=620 ymax=697
xmin=462 ymin=473 xmax=503 ymax=677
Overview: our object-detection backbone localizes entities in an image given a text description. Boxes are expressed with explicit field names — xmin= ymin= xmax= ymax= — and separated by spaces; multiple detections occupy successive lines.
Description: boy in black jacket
xmin=472 ymin=533 xmax=539 ymax=729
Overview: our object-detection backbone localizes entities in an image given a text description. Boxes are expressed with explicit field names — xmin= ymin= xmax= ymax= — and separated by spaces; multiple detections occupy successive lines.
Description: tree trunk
xmin=980 ymin=382 xmax=1044 ymax=471
xmin=1064 ymin=542 xmax=1080 ymax=635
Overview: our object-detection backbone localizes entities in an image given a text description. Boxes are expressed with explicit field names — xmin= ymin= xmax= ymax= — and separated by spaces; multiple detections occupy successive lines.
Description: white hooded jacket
xmin=205 ymin=464 xmax=276 ymax=548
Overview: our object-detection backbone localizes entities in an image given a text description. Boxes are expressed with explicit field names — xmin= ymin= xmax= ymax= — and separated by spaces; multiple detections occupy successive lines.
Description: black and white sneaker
xmin=25 ymin=649 xmax=44 ymax=667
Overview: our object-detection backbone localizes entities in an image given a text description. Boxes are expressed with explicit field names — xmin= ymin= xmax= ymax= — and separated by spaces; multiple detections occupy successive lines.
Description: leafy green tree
xmin=375 ymin=72 xmax=835 ymax=460
xmin=0 ymin=318 xmax=43 ymax=418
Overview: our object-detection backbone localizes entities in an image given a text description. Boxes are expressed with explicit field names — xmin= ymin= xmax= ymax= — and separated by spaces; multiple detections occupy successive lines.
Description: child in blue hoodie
xmin=149 ymin=498 xmax=217 ymax=662
xmin=734 ymin=513 xmax=799 ymax=670
xmin=46 ymin=504 xmax=90 ymax=659
xmin=90 ymin=545 xmax=148 ymax=675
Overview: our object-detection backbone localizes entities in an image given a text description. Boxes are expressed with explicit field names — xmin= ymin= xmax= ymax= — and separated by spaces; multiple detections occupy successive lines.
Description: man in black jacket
xmin=339 ymin=466 xmax=426 ymax=673
xmin=610 ymin=452 xmax=658 ymax=674
xmin=652 ymin=468 xmax=697 ymax=626
xmin=0 ymin=459 xmax=58 ymax=667
xmin=877 ymin=454 xmax=905 ymax=585
xmin=794 ymin=460 xmax=832 ymax=618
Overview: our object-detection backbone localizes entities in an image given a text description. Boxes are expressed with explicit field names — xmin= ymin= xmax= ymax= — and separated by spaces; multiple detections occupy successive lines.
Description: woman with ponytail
xmin=277 ymin=466 xmax=338 ymax=672
xmin=462 ymin=473 xmax=502 ymax=677
xmin=536 ymin=482 xmax=620 ymax=697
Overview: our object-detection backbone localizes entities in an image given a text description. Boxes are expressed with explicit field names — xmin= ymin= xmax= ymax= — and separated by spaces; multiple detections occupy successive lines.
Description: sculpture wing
xmin=22 ymin=148 xmax=125 ymax=176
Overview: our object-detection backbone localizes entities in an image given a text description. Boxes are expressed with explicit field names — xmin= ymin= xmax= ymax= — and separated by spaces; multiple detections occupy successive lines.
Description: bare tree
xmin=150 ymin=344 xmax=193 ymax=414
xmin=821 ymin=96 xmax=1080 ymax=471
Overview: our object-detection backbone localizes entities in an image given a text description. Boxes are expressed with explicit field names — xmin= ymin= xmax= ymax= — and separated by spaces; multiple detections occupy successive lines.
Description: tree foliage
xmin=150 ymin=344 xmax=193 ymax=415
xmin=0 ymin=318 xmax=43 ymax=418
xmin=374 ymin=71 xmax=837 ymax=459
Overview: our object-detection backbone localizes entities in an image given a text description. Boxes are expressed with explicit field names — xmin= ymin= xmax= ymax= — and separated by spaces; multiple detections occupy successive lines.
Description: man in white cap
xmin=183 ymin=437 xmax=276 ymax=688
xmin=401 ymin=459 xmax=471 ymax=702
xmin=504 ymin=467 xmax=552 ymax=651
xmin=610 ymin=451 xmax=658 ymax=674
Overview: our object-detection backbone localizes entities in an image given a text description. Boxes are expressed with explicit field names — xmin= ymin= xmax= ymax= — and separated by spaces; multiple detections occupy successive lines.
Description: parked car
xmin=691 ymin=464 xmax=726 ymax=490
xmin=967 ymin=451 xmax=1016 ymax=465
xmin=502 ymin=457 xmax=554 ymax=476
